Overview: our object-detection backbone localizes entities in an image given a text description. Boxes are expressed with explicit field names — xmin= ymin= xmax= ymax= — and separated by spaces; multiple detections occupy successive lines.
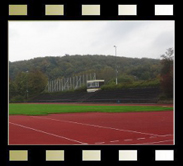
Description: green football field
xmin=9 ymin=103 xmax=173 ymax=116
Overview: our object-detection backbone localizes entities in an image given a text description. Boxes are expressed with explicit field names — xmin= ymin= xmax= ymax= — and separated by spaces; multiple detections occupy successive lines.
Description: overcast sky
xmin=9 ymin=21 xmax=174 ymax=62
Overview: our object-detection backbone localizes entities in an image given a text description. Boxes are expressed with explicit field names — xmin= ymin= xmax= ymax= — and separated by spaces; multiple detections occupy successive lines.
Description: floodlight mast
xmin=114 ymin=45 xmax=118 ymax=85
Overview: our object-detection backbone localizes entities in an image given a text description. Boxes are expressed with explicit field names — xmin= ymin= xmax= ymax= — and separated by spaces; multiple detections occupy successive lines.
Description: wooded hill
xmin=9 ymin=54 xmax=161 ymax=82
xmin=9 ymin=48 xmax=174 ymax=102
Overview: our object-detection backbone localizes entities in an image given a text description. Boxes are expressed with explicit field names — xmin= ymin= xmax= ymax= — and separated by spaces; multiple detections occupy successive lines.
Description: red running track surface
xmin=9 ymin=111 xmax=173 ymax=145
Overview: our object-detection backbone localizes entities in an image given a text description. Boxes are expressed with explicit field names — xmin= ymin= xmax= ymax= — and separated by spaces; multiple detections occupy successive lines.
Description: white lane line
xmin=95 ymin=142 xmax=105 ymax=144
xmin=150 ymin=136 xmax=157 ymax=138
xmin=150 ymin=134 xmax=172 ymax=139
xmin=30 ymin=116 xmax=164 ymax=137
xmin=137 ymin=137 xmax=146 ymax=140
xmin=131 ymin=139 xmax=173 ymax=145
xmin=9 ymin=122 xmax=86 ymax=144
xmin=124 ymin=139 xmax=133 ymax=142
xmin=110 ymin=140 xmax=119 ymax=143
xmin=160 ymin=134 xmax=172 ymax=137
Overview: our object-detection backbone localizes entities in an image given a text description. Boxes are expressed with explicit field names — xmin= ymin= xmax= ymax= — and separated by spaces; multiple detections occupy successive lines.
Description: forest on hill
xmin=9 ymin=54 xmax=161 ymax=81
xmin=9 ymin=49 xmax=173 ymax=102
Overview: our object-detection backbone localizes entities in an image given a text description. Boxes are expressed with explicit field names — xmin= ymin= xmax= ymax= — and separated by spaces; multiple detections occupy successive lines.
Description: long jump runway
xmin=9 ymin=111 xmax=173 ymax=145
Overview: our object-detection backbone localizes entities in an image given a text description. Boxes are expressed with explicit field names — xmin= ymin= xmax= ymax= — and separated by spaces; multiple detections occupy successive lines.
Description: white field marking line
xmin=95 ymin=142 xmax=105 ymax=144
xmin=99 ymin=134 xmax=173 ymax=144
xmin=110 ymin=140 xmax=119 ymax=143
xmin=150 ymin=136 xmax=157 ymax=138
xmin=131 ymin=139 xmax=173 ymax=145
xmin=137 ymin=137 xmax=146 ymax=140
xmin=149 ymin=134 xmax=172 ymax=139
xmin=159 ymin=134 xmax=173 ymax=137
xmin=108 ymin=134 xmax=172 ymax=144
xmin=9 ymin=122 xmax=86 ymax=144
xmin=30 ymin=116 xmax=167 ymax=137
xmin=97 ymin=139 xmax=173 ymax=145
xmin=124 ymin=139 xmax=133 ymax=142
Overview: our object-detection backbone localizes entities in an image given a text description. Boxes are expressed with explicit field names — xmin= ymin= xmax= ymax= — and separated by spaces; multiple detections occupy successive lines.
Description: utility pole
xmin=114 ymin=45 xmax=118 ymax=85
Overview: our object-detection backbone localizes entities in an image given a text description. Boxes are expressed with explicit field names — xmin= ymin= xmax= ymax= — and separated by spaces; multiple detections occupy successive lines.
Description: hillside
xmin=9 ymin=54 xmax=161 ymax=82
xmin=9 ymin=55 xmax=163 ymax=102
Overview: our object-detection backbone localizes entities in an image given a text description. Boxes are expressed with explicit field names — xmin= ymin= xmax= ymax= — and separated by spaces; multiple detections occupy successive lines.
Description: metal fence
xmin=46 ymin=73 xmax=96 ymax=92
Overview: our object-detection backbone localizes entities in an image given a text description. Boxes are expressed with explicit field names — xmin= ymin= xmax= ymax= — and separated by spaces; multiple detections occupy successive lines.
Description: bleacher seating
xmin=30 ymin=87 xmax=161 ymax=103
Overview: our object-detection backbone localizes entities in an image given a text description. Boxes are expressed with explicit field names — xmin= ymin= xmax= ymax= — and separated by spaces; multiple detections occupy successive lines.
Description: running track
xmin=9 ymin=108 xmax=173 ymax=145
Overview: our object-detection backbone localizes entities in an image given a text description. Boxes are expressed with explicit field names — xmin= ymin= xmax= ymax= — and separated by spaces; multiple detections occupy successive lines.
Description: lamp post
xmin=114 ymin=45 xmax=118 ymax=85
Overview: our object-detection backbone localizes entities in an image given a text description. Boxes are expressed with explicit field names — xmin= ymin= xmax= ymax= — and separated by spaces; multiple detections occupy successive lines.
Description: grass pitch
xmin=9 ymin=103 xmax=173 ymax=116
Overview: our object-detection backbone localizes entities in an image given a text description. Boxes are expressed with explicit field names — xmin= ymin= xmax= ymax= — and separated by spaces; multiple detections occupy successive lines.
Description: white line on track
xmin=137 ymin=137 xmax=146 ymax=140
xmin=30 ymin=116 xmax=169 ymax=137
xmin=159 ymin=134 xmax=173 ymax=137
xmin=110 ymin=140 xmax=119 ymax=143
xmin=9 ymin=122 xmax=86 ymax=144
xmin=131 ymin=139 xmax=173 ymax=145
xmin=95 ymin=142 xmax=105 ymax=144
xmin=95 ymin=137 xmax=173 ymax=145
xmin=124 ymin=139 xmax=133 ymax=142
xmin=149 ymin=136 xmax=157 ymax=138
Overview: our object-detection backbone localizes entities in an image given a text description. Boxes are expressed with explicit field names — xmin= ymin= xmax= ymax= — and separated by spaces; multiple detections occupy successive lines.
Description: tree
xmin=10 ymin=70 xmax=48 ymax=101
xmin=97 ymin=66 xmax=115 ymax=83
xmin=28 ymin=69 xmax=48 ymax=96
xmin=9 ymin=78 xmax=17 ymax=100
xmin=14 ymin=72 xmax=28 ymax=98
xmin=160 ymin=48 xmax=174 ymax=98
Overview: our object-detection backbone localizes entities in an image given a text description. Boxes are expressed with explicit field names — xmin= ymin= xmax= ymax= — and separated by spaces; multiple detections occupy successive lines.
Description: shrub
xmin=101 ymin=78 xmax=160 ymax=90
xmin=10 ymin=95 xmax=25 ymax=103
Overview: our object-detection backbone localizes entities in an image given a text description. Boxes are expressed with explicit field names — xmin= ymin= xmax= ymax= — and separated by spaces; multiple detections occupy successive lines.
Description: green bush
xmin=101 ymin=78 xmax=160 ymax=90
xmin=75 ymin=85 xmax=87 ymax=92
xmin=10 ymin=95 xmax=25 ymax=103
xmin=118 ymin=74 xmax=135 ymax=84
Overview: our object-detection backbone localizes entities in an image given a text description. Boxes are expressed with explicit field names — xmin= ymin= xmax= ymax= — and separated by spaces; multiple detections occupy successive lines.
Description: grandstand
xmin=30 ymin=87 xmax=160 ymax=103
